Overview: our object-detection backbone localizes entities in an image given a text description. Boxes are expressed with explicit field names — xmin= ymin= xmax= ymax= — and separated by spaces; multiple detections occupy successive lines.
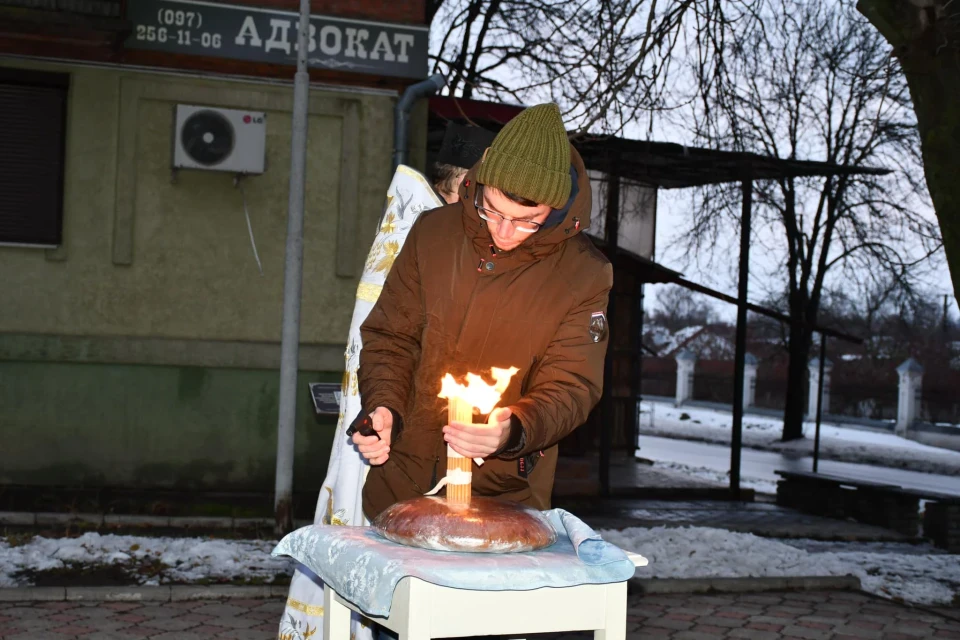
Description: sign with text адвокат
xmin=125 ymin=0 xmax=429 ymax=79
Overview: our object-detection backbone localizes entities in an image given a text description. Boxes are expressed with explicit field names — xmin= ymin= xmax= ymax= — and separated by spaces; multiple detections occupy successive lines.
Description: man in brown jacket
xmin=352 ymin=103 xmax=613 ymax=521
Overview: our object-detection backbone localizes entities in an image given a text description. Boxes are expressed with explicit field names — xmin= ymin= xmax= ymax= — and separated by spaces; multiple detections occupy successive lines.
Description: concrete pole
xmin=896 ymin=358 xmax=925 ymax=436
xmin=807 ymin=357 xmax=833 ymax=418
xmin=675 ymin=350 xmax=696 ymax=406
xmin=274 ymin=0 xmax=312 ymax=537
xmin=743 ymin=353 xmax=758 ymax=409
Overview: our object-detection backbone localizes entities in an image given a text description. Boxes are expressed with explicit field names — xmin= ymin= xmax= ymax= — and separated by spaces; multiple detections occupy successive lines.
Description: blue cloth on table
xmin=271 ymin=508 xmax=636 ymax=617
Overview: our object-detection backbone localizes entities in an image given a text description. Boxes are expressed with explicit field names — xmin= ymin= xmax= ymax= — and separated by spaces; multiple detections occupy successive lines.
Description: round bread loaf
xmin=373 ymin=496 xmax=557 ymax=553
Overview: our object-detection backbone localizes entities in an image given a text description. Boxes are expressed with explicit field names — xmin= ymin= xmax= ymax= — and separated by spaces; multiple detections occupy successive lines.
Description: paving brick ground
xmin=2 ymin=590 xmax=958 ymax=639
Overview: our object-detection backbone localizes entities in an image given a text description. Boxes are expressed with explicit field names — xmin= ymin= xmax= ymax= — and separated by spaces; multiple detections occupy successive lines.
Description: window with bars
xmin=0 ymin=67 xmax=69 ymax=247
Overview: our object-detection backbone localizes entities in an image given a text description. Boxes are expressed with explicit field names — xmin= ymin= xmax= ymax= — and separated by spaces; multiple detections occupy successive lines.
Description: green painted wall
xmin=0 ymin=361 xmax=338 ymax=492
xmin=0 ymin=59 xmax=407 ymax=491
xmin=0 ymin=60 xmax=392 ymax=342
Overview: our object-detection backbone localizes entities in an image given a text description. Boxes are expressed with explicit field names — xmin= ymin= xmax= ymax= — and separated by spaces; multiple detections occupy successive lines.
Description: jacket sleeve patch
xmin=589 ymin=311 xmax=608 ymax=343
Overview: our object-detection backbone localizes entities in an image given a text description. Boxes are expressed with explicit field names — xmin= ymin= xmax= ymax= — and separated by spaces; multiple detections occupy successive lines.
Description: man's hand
xmin=443 ymin=407 xmax=512 ymax=459
xmin=351 ymin=407 xmax=393 ymax=465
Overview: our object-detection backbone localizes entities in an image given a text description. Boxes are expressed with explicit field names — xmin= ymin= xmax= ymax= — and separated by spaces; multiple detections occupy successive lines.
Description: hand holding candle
xmin=438 ymin=367 xmax=520 ymax=464
xmin=436 ymin=367 xmax=519 ymax=503
xmin=443 ymin=407 xmax=513 ymax=459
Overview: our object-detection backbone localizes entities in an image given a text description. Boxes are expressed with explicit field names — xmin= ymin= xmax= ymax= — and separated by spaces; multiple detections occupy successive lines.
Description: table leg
xmin=594 ymin=581 xmax=627 ymax=640
xmin=324 ymin=584 xmax=352 ymax=639
xmin=393 ymin=578 xmax=432 ymax=640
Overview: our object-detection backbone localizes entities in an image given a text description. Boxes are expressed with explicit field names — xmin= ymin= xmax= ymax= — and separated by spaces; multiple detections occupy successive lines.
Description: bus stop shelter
xmin=429 ymin=97 xmax=885 ymax=498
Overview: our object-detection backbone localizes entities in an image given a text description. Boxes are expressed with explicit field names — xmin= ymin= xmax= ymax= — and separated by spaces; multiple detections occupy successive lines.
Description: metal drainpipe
xmin=392 ymin=74 xmax=447 ymax=173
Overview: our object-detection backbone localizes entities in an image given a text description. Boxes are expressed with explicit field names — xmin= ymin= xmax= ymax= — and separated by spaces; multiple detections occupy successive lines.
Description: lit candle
xmin=436 ymin=367 xmax=519 ymax=504
xmin=446 ymin=394 xmax=474 ymax=504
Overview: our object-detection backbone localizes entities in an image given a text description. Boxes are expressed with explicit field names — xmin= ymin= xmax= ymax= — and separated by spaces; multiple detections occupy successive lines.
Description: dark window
xmin=0 ymin=67 xmax=69 ymax=246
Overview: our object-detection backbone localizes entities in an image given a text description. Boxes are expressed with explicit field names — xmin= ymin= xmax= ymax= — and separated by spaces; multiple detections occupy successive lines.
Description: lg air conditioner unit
xmin=173 ymin=104 xmax=266 ymax=175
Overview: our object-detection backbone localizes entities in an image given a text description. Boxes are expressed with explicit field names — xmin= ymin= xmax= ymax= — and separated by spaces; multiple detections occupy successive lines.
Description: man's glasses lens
xmin=475 ymin=187 xmax=541 ymax=232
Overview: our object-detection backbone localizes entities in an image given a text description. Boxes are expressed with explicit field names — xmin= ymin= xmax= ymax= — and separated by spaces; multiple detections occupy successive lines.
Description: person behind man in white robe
xmin=277 ymin=122 xmax=495 ymax=640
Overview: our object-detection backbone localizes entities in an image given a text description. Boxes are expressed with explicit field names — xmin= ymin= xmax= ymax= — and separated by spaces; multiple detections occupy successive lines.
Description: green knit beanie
xmin=477 ymin=103 xmax=571 ymax=209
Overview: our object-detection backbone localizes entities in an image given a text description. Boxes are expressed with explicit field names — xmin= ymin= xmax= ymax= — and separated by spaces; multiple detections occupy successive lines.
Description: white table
xmin=323 ymin=552 xmax=648 ymax=640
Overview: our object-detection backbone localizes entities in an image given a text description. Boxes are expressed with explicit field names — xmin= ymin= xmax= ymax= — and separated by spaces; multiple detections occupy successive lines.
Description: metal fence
xmin=640 ymin=358 xmax=676 ymax=398
xmin=923 ymin=382 xmax=960 ymax=425
xmin=692 ymin=361 xmax=734 ymax=405
xmin=640 ymin=355 xmax=959 ymax=426
xmin=830 ymin=364 xmax=899 ymax=421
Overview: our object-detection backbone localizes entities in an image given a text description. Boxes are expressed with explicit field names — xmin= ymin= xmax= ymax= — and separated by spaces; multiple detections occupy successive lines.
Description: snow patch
xmin=0 ymin=533 xmax=293 ymax=588
xmin=2 ymin=527 xmax=957 ymax=607
xmin=640 ymin=399 xmax=960 ymax=476
xmin=651 ymin=460 xmax=780 ymax=495
xmin=602 ymin=525 xmax=960 ymax=606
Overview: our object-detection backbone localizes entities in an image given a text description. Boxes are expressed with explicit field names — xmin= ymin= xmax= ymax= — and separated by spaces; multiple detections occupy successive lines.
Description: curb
xmin=1 ymin=511 xmax=313 ymax=530
xmin=629 ymin=574 xmax=862 ymax=595
xmin=1 ymin=575 xmax=863 ymax=603
xmin=0 ymin=585 xmax=290 ymax=602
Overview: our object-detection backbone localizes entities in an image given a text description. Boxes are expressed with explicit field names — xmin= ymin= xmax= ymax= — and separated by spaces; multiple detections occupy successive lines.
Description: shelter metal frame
xmin=428 ymin=97 xmax=886 ymax=499
xmin=577 ymin=138 xmax=881 ymax=498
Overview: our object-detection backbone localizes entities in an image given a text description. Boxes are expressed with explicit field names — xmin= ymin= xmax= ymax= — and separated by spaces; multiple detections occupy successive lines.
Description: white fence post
xmin=808 ymin=357 xmax=833 ymax=418
xmin=744 ymin=353 xmax=758 ymax=408
xmin=896 ymin=357 xmax=924 ymax=436
xmin=675 ymin=350 xmax=696 ymax=406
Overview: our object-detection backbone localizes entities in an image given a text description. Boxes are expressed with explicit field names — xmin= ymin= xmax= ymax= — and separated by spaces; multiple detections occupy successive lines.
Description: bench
xmin=774 ymin=470 xmax=960 ymax=551
xmin=774 ymin=471 xmax=919 ymax=536
xmin=884 ymin=488 xmax=960 ymax=552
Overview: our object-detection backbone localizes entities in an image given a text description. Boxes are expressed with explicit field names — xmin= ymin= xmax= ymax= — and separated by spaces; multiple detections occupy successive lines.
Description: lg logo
xmin=242 ymin=114 xmax=265 ymax=124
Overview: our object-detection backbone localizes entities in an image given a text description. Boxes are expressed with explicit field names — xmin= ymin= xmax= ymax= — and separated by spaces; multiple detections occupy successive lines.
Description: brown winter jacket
xmin=358 ymin=146 xmax=612 ymax=521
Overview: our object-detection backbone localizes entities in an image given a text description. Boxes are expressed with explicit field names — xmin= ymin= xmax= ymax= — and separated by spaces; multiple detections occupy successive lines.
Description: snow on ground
xmin=651 ymin=460 xmax=780 ymax=495
xmin=0 ymin=533 xmax=294 ymax=588
xmin=640 ymin=399 xmax=960 ymax=476
xmin=4 ymin=528 xmax=957 ymax=607
xmin=601 ymin=525 xmax=960 ymax=606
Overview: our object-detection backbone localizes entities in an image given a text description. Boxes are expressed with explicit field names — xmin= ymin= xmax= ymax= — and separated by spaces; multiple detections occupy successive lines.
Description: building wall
xmin=0 ymin=58 xmax=401 ymax=490
xmin=0 ymin=59 xmax=392 ymax=342
xmin=0 ymin=361 xmax=340 ymax=491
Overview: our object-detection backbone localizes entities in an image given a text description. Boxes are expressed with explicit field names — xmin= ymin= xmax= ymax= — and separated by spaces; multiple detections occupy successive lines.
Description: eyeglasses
xmin=474 ymin=185 xmax=542 ymax=234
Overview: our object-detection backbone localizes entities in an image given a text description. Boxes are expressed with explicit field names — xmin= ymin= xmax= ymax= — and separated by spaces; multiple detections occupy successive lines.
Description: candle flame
xmin=438 ymin=366 xmax=519 ymax=415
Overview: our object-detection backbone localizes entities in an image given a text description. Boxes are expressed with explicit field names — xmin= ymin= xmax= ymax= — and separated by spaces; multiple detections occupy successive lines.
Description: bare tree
xmin=427 ymin=0 xmax=958 ymax=304
xmin=673 ymin=0 xmax=941 ymax=440
xmin=427 ymin=0 xmax=740 ymax=136
xmin=650 ymin=285 xmax=716 ymax=331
